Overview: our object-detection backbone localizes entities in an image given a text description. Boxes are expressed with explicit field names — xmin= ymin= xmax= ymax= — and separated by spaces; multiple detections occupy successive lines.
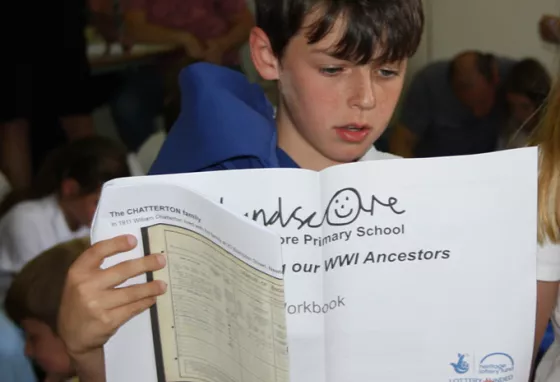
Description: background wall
xmin=408 ymin=0 xmax=560 ymax=80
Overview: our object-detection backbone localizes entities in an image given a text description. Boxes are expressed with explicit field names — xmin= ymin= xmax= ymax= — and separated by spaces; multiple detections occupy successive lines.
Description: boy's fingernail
xmin=127 ymin=235 xmax=137 ymax=246
xmin=157 ymin=253 xmax=166 ymax=265
xmin=160 ymin=281 xmax=168 ymax=291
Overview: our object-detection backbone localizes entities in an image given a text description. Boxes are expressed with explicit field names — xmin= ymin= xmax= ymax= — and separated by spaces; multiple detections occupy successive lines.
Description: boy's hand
xmin=57 ymin=235 xmax=167 ymax=359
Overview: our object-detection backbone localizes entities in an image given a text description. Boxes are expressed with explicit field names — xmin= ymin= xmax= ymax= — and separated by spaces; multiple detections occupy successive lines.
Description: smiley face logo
xmin=325 ymin=188 xmax=361 ymax=226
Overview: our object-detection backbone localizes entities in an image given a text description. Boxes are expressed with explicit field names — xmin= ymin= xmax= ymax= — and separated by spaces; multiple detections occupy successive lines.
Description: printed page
xmin=143 ymin=224 xmax=288 ymax=382
xmin=97 ymin=148 xmax=536 ymax=382
xmin=92 ymin=182 xmax=290 ymax=382
xmin=95 ymin=168 xmax=327 ymax=382
xmin=318 ymin=148 xmax=537 ymax=381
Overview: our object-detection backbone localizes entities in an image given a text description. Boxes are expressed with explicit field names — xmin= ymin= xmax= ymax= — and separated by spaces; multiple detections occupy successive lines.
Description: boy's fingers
xmin=110 ymin=296 xmax=158 ymax=329
xmin=102 ymin=280 xmax=167 ymax=310
xmin=97 ymin=253 xmax=166 ymax=289
xmin=75 ymin=235 xmax=137 ymax=269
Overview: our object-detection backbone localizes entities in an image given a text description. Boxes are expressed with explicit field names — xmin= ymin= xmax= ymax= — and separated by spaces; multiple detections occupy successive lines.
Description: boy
xmin=4 ymin=237 xmax=91 ymax=382
xmin=149 ymin=0 xmax=424 ymax=174
xmin=56 ymin=1 xmax=425 ymax=381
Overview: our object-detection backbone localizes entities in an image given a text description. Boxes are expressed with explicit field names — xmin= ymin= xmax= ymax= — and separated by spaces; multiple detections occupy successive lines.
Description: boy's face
xmin=252 ymin=12 xmax=408 ymax=170
xmin=61 ymin=179 xmax=101 ymax=227
xmin=76 ymin=190 xmax=101 ymax=227
xmin=22 ymin=318 xmax=73 ymax=378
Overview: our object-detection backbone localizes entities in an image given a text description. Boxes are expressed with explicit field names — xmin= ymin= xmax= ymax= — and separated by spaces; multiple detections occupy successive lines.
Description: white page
xmin=95 ymin=169 xmax=326 ymax=382
xmin=93 ymin=184 xmax=289 ymax=382
xmin=97 ymin=148 xmax=538 ymax=382
xmin=319 ymin=148 xmax=537 ymax=381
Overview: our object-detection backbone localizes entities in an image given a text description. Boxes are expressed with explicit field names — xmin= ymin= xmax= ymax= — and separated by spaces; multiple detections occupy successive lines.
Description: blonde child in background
xmin=532 ymin=63 xmax=560 ymax=382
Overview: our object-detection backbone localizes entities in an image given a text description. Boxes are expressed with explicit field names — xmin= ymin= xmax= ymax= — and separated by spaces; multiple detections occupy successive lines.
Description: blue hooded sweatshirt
xmin=149 ymin=63 xmax=298 ymax=175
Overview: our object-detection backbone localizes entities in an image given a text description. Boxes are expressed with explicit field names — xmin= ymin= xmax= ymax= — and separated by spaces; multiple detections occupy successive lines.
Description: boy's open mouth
xmin=334 ymin=124 xmax=372 ymax=143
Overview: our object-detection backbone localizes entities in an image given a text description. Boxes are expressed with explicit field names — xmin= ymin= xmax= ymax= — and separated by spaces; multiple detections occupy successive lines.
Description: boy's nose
xmin=349 ymin=73 xmax=376 ymax=110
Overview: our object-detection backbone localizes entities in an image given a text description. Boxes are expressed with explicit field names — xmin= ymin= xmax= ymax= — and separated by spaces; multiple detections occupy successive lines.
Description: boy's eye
xmin=319 ymin=67 xmax=344 ymax=76
xmin=378 ymin=68 xmax=399 ymax=78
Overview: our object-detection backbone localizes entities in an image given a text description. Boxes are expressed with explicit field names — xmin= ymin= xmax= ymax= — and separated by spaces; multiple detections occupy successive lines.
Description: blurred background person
xmin=389 ymin=51 xmax=515 ymax=158
xmin=120 ymin=0 xmax=254 ymax=129
xmin=500 ymin=58 xmax=552 ymax=149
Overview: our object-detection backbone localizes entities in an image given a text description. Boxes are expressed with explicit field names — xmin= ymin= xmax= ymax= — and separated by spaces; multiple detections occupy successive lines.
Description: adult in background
xmin=87 ymin=0 xmax=166 ymax=153
xmin=389 ymin=51 xmax=515 ymax=158
xmin=120 ymin=0 xmax=255 ymax=129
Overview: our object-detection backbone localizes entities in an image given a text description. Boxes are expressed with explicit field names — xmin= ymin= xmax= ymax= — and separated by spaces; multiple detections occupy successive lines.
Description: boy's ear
xmin=249 ymin=27 xmax=280 ymax=81
xmin=60 ymin=179 xmax=80 ymax=198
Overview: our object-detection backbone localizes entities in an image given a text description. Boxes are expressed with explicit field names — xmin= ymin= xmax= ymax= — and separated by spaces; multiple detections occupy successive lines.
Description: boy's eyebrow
xmin=309 ymin=47 xmax=398 ymax=66
xmin=309 ymin=47 xmax=351 ymax=61
xmin=310 ymin=47 xmax=336 ymax=55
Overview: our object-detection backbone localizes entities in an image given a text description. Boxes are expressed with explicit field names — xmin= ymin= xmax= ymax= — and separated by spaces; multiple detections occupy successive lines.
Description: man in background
xmin=389 ymin=51 xmax=515 ymax=158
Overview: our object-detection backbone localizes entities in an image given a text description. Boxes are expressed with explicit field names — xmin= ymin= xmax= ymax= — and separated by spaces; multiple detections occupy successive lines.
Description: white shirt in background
xmin=0 ymin=194 xmax=90 ymax=299
xmin=127 ymin=152 xmax=146 ymax=176
xmin=535 ymin=241 xmax=560 ymax=382
xmin=136 ymin=130 xmax=167 ymax=173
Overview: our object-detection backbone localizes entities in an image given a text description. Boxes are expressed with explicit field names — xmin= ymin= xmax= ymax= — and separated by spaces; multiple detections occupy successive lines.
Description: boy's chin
xmin=328 ymin=146 xmax=372 ymax=164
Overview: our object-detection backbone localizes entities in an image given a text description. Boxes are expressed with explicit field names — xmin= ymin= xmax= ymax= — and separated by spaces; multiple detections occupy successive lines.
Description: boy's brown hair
xmin=256 ymin=0 xmax=424 ymax=64
xmin=4 ymin=237 xmax=90 ymax=332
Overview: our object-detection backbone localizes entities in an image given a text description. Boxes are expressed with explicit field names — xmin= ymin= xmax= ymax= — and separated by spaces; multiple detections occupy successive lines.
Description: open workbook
xmin=92 ymin=148 xmax=538 ymax=382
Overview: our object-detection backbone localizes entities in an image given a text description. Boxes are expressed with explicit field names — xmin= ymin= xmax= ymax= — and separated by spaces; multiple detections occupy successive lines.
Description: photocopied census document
xmin=94 ymin=185 xmax=288 ymax=382
xmin=92 ymin=147 xmax=538 ymax=382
